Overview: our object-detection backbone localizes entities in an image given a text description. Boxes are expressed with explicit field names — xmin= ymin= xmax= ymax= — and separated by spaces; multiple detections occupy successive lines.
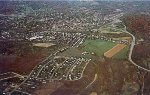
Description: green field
xmin=60 ymin=39 xmax=130 ymax=60
xmin=59 ymin=47 xmax=93 ymax=59
xmin=80 ymin=39 xmax=117 ymax=57
xmin=112 ymin=45 xmax=130 ymax=60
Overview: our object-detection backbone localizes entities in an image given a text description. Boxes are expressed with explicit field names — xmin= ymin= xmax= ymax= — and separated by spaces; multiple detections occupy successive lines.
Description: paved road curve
xmin=123 ymin=25 xmax=150 ymax=72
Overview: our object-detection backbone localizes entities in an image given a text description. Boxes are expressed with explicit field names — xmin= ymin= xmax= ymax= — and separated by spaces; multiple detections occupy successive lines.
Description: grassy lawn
xmin=112 ymin=45 xmax=130 ymax=60
xmin=80 ymin=39 xmax=117 ymax=57
xmin=59 ymin=47 xmax=92 ymax=59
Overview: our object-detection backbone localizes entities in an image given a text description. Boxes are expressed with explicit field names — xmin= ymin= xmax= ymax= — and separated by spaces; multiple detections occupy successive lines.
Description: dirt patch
xmin=89 ymin=92 xmax=97 ymax=95
xmin=33 ymin=43 xmax=55 ymax=48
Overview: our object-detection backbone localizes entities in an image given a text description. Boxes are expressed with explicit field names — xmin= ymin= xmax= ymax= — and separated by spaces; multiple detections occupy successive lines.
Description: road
xmin=65 ymin=60 xmax=81 ymax=80
xmin=9 ymin=34 xmax=87 ymax=94
xmin=49 ymin=58 xmax=68 ymax=80
xmin=85 ymin=74 xmax=98 ymax=89
xmin=0 ymin=72 xmax=26 ymax=81
xmin=9 ymin=51 xmax=57 ymax=94
xmin=123 ymin=24 xmax=150 ymax=72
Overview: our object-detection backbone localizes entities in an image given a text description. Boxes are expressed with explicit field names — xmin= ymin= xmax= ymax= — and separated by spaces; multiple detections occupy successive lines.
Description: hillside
xmin=122 ymin=14 xmax=150 ymax=69
xmin=122 ymin=14 xmax=150 ymax=41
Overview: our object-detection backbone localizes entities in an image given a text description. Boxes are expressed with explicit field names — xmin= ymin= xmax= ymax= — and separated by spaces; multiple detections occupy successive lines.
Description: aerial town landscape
xmin=0 ymin=0 xmax=150 ymax=95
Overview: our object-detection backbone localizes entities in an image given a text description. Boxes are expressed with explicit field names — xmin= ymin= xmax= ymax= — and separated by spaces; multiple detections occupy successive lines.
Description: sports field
xmin=81 ymin=39 xmax=117 ymax=56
